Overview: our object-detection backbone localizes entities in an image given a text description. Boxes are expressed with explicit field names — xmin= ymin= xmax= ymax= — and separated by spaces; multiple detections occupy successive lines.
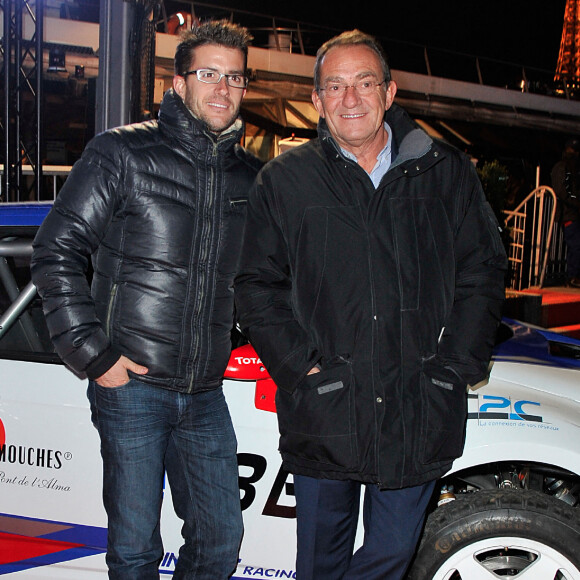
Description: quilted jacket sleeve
xmin=30 ymin=133 xmax=123 ymax=379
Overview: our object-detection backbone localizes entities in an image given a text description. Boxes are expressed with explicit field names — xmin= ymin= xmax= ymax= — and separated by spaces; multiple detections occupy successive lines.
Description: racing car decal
xmin=0 ymin=514 xmax=106 ymax=575
xmin=468 ymin=394 xmax=543 ymax=422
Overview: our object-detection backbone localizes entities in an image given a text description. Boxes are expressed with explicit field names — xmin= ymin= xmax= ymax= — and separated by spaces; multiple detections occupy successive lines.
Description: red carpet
xmin=0 ymin=532 xmax=82 ymax=565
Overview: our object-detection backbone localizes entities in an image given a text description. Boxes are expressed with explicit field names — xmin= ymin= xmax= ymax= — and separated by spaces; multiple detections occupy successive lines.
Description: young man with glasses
xmin=32 ymin=20 xmax=261 ymax=580
xmin=235 ymin=29 xmax=506 ymax=579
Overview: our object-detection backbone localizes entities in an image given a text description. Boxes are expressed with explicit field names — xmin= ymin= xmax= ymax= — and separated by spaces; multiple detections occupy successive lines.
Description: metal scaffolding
xmin=1 ymin=0 xmax=44 ymax=202
xmin=0 ymin=0 xmax=159 ymax=201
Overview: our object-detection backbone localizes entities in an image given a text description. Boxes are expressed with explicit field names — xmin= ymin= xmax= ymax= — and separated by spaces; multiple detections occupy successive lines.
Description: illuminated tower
xmin=555 ymin=0 xmax=580 ymax=90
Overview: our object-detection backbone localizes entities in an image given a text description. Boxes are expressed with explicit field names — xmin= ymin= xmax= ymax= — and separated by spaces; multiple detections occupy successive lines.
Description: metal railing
xmin=0 ymin=239 xmax=40 ymax=347
xmin=503 ymin=186 xmax=561 ymax=290
xmin=0 ymin=164 xmax=71 ymax=201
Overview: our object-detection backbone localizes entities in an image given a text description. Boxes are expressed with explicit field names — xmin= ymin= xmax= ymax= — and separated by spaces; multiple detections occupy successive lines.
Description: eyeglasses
xmin=318 ymin=78 xmax=386 ymax=98
xmin=181 ymin=68 xmax=249 ymax=89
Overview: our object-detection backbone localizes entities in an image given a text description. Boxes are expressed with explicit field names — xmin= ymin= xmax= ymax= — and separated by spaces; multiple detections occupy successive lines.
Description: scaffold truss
xmin=1 ymin=0 xmax=45 ymax=202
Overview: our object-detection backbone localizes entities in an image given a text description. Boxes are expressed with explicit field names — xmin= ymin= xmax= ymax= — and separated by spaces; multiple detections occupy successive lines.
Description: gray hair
xmin=313 ymin=29 xmax=391 ymax=91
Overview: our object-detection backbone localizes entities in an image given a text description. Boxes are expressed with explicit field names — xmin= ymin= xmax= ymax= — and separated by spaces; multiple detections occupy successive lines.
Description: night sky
xmin=195 ymin=1 xmax=567 ymax=79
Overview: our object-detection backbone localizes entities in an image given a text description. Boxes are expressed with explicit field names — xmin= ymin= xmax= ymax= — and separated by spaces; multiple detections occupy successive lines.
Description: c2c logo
xmin=478 ymin=395 xmax=542 ymax=422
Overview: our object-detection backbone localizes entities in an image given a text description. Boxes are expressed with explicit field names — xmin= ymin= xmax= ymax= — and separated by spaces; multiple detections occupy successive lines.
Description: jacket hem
xmin=282 ymin=458 xmax=454 ymax=490
xmin=128 ymin=373 xmax=224 ymax=394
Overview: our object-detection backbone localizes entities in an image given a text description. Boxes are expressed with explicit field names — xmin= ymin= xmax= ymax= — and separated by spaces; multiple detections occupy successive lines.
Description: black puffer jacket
xmin=551 ymin=156 xmax=580 ymax=223
xmin=235 ymin=104 xmax=506 ymax=488
xmin=31 ymin=89 xmax=261 ymax=392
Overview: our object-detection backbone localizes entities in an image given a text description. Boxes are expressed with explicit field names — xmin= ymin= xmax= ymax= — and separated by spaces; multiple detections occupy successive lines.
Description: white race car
xmin=1 ymin=203 xmax=579 ymax=579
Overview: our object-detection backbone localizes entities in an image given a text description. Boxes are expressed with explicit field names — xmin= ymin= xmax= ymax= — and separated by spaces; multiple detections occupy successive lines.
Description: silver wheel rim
xmin=430 ymin=536 xmax=580 ymax=580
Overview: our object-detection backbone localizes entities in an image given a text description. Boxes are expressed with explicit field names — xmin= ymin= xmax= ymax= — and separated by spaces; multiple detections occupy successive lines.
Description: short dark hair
xmin=313 ymin=29 xmax=391 ymax=91
xmin=174 ymin=19 xmax=253 ymax=76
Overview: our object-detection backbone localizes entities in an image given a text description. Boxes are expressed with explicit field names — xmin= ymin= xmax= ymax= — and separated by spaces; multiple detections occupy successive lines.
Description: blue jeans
xmin=87 ymin=379 xmax=243 ymax=580
xmin=294 ymin=475 xmax=435 ymax=580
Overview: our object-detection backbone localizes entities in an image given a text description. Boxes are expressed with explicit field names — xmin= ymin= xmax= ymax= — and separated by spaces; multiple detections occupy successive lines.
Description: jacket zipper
xmin=188 ymin=141 xmax=218 ymax=393
xmin=364 ymin=214 xmax=382 ymax=483
xmin=105 ymin=283 xmax=118 ymax=337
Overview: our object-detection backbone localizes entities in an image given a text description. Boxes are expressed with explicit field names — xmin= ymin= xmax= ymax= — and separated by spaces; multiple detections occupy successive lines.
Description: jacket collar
xmin=157 ymin=89 xmax=244 ymax=152
xmin=385 ymin=104 xmax=433 ymax=169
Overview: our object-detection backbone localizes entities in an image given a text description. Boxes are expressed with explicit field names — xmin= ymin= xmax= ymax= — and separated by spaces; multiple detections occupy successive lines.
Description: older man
xmin=235 ymin=30 xmax=506 ymax=579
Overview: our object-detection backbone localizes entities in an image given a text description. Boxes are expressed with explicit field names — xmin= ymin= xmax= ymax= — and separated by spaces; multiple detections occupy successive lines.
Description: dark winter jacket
xmin=235 ymin=104 xmax=506 ymax=488
xmin=551 ymin=155 xmax=580 ymax=224
xmin=31 ymin=89 xmax=261 ymax=392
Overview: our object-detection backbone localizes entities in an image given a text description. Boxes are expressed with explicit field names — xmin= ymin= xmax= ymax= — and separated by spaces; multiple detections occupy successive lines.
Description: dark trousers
xmin=564 ymin=220 xmax=580 ymax=278
xmin=294 ymin=475 xmax=435 ymax=580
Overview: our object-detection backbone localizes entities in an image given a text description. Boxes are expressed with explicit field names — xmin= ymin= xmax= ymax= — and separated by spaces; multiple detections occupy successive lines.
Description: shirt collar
xmin=340 ymin=122 xmax=393 ymax=188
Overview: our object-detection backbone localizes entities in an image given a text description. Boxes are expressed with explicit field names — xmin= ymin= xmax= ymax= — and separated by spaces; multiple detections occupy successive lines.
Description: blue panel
xmin=0 ymin=203 xmax=52 ymax=226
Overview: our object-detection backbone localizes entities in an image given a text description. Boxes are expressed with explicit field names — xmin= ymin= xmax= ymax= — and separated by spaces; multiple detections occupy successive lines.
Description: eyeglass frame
xmin=181 ymin=68 xmax=249 ymax=89
xmin=317 ymin=78 xmax=387 ymax=97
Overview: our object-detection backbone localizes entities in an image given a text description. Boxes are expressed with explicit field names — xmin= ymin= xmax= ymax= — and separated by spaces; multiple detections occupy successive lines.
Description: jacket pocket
xmin=294 ymin=205 xmax=367 ymax=335
xmin=389 ymin=197 xmax=452 ymax=312
xmin=275 ymin=359 xmax=358 ymax=470
xmin=227 ymin=197 xmax=248 ymax=214
xmin=419 ymin=356 xmax=467 ymax=465
xmin=219 ymin=197 xmax=248 ymax=275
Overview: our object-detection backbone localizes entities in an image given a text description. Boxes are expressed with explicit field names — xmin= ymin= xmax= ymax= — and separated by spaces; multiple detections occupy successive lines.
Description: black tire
xmin=407 ymin=489 xmax=580 ymax=579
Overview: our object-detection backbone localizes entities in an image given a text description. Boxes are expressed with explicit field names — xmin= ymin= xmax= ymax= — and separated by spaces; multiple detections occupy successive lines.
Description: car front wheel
xmin=407 ymin=489 xmax=580 ymax=579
